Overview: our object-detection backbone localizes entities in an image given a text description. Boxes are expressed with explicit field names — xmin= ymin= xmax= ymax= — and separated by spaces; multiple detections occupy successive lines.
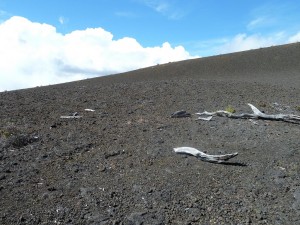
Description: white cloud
xmin=0 ymin=16 xmax=195 ymax=92
xmin=155 ymin=2 xmax=169 ymax=13
xmin=216 ymin=32 xmax=286 ymax=54
xmin=191 ymin=31 xmax=300 ymax=57
xmin=248 ymin=18 xmax=263 ymax=28
xmin=288 ymin=32 xmax=300 ymax=43
xmin=137 ymin=0 xmax=169 ymax=13
xmin=58 ymin=16 xmax=66 ymax=25
xmin=136 ymin=0 xmax=185 ymax=20
xmin=247 ymin=17 xmax=272 ymax=30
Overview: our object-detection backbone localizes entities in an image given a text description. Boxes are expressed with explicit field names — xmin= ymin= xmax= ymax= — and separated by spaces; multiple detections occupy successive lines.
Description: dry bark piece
xmin=174 ymin=147 xmax=238 ymax=163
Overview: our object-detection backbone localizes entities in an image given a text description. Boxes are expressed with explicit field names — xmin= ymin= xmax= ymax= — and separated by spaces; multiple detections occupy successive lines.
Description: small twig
xmin=174 ymin=147 xmax=238 ymax=164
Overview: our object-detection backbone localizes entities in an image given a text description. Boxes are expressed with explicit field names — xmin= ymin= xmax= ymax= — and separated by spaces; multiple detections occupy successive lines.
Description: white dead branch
xmin=85 ymin=109 xmax=95 ymax=112
xmin=60 ymin=112 xmax=82 ymax=119
xmin=174 ymin=147 xmax=238 ymax=163
xmin=197 ymin=116 xmax=213 ymax=121
xmin=60 ymin=116 xmax=82 ymax=119
xmin=196 ymin=103 xmax=300 ymax=123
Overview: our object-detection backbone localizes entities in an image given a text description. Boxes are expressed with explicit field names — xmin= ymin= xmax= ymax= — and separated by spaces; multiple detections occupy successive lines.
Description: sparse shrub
xmin=1 ymin=130 xmax=11 ymax=138
xmin=296 ymin=106 xmax=300 ymax=112
xmin=1 ymin=124 xmax=19 ymax=138
xmin=0 ymin=124 xmax=38 ymax=148
xmin=225 ymin=105 xmax=236 ymax=113
xmin=6 ymin=134 xmax=31 ymax=148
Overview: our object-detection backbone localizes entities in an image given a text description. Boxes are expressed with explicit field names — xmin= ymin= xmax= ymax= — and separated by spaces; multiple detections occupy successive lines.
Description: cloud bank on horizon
xmin=0 ymin=15 xmax=300 ymax=92
xmin=0 ymin=16 xmax=194 ymax=92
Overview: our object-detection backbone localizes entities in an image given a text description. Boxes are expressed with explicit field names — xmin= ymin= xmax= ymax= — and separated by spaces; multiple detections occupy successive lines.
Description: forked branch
xmin=196 ymin=103 xmax=300 ymax=123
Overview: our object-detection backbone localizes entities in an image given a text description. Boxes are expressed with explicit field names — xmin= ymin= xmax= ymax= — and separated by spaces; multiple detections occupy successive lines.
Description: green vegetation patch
xmin=225 ymin=105 xmax=236 ymax=113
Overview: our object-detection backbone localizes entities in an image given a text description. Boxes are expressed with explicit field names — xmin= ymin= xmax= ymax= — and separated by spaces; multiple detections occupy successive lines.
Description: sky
xmin=1 ymin=0 xmax=300 ymax=92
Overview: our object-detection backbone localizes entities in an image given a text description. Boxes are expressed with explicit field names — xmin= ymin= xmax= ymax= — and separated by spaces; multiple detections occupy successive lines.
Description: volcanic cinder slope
xmin=1 ymin=43 xmax=300 ymax=224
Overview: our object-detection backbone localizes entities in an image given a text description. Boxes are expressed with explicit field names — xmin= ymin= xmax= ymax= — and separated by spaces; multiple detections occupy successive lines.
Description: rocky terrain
xmin=1 ymin=43 xmax=300 ymax=224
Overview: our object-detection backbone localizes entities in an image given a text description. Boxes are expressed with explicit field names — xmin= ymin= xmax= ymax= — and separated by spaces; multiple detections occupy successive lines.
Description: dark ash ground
xmin=1 ymin=43 xmax=300 ymax=224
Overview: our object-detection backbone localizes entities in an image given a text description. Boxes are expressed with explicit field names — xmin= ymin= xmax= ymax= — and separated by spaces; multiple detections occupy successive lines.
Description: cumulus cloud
xmin=0 ymin=16 xmax=195 ymax=92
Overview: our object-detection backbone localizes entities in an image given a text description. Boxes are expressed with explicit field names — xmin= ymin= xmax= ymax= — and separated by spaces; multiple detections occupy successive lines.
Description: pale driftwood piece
xmin=196 ymin=116 xmax=213 ymax=121
xmin=174 ymin=147 xmax=238 ymax=163
xmin=85 ymin=109 xmax=95 ymax=112
xmin=196 ymin=103 xmax=300 ymax=123
xmin=60 ymin=112 xmax=82 ymax=119
xmin=60 ymin=116 xmax=82 ymax=119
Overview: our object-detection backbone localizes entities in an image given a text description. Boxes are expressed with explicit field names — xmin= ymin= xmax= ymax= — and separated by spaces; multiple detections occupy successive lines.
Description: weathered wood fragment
xmin=196 ymin=103 xmax=300 ymax=123
xmin=174 ymin=147 xmax=238 ymax=163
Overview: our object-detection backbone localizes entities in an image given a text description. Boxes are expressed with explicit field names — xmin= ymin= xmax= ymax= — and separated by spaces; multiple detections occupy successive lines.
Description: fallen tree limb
xmin=196 ymin=103 xmax=300 ymax=123
xmin=60 ymin=112 xmax=82 ymax=119
xmin=174 ymin=147 xmax=238 ymax=163
xmin=60 ymin=116 xmax=82 ymax=119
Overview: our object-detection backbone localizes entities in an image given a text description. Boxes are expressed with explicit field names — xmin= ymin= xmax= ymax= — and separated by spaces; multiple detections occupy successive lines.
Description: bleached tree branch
xmin=196 ymin=103 xmax=300 ymax=123
xmin=60 ymin=116 xmax=82 ymax=119
xmin=174 ymin=147 xmax=238 ymax=163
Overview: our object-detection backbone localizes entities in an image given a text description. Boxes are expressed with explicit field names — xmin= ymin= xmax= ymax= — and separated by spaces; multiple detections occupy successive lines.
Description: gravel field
xmin=1 ymin=43 xmax=300 ymax=224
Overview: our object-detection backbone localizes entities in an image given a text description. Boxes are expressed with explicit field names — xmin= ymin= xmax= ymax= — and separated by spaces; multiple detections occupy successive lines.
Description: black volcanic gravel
xmin=1 ymin=43 xmax=300 ymax=224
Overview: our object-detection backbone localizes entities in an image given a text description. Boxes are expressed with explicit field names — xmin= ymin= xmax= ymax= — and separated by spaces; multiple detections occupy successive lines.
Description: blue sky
xmin=1 ymin=0 xmax=300 ymax=91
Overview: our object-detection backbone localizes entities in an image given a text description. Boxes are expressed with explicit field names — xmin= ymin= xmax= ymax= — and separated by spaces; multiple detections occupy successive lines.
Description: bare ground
xmin=1 ymin=43 xmax=300 ymax=224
